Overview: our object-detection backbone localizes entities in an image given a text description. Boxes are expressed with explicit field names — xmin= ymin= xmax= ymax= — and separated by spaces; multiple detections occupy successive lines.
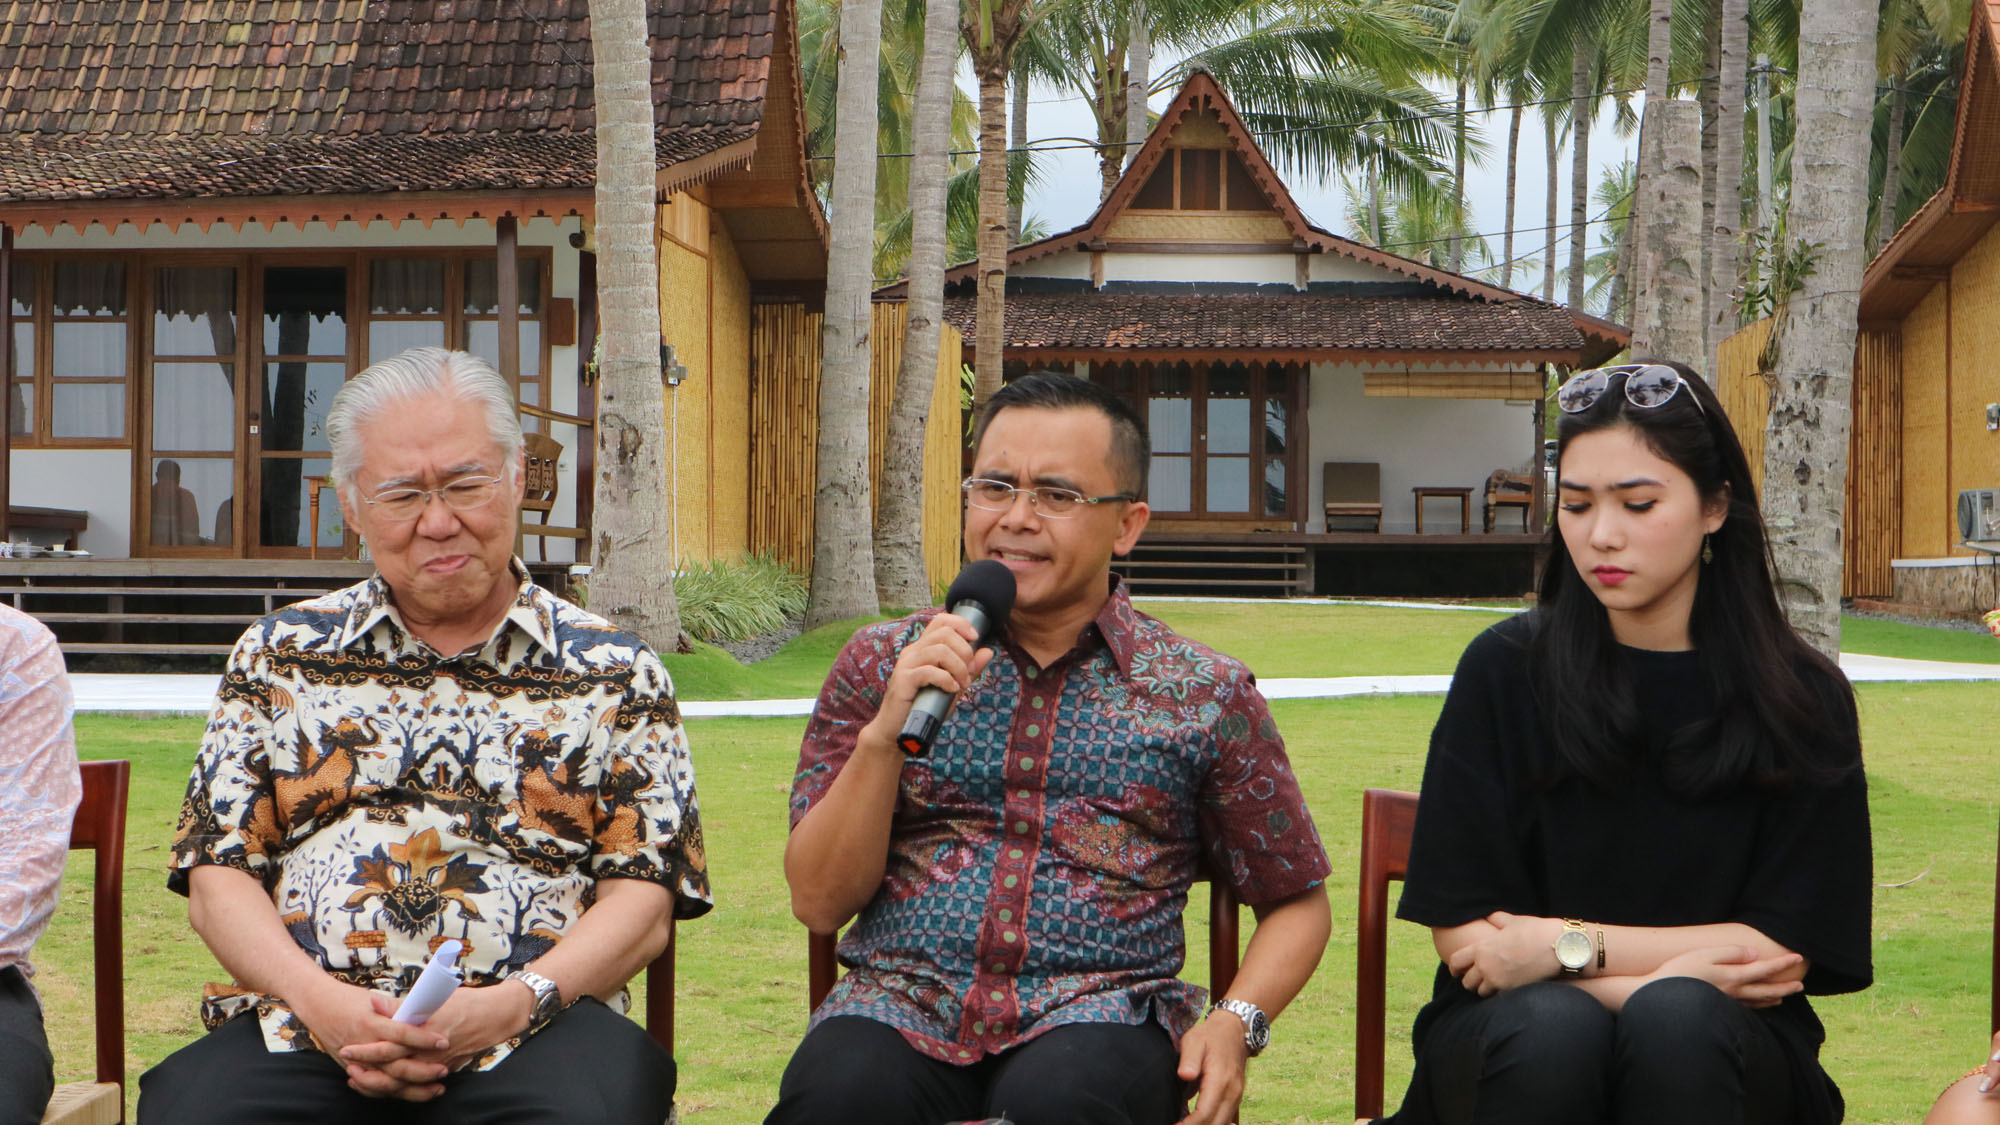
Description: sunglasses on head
xmin=1554 ymin=364 xmax=1705 ymax=417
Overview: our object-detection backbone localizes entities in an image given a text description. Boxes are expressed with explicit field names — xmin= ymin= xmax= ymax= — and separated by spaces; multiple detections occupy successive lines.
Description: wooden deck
xmin=6 ymin=558 xmax=573 ymax=660
xmin=1117 ymin=529 xmax=1548 ymax=598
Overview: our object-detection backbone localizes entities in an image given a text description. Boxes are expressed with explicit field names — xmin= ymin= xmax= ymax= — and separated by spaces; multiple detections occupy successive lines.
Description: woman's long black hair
xmin=1531 ymin=358 xmax=1858 ymax=795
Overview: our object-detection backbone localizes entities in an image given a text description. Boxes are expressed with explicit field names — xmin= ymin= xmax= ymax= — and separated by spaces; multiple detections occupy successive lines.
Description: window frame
xmin=9 ymin=253 xmax=139 ymax=450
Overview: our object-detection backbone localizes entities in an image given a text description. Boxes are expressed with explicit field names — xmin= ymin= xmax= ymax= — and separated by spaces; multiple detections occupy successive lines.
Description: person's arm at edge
xmin=1176 ymin=886 xmax=1332 ymax=1125
xmin=0 ymin=620 xmax=79 ymax=973
xmin=784 ymin=614 xmax=989 ymax=932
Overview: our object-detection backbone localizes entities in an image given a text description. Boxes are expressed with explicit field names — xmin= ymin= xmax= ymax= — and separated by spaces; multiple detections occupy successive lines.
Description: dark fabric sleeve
xmin=1196 ymin=667 xmax=1332 ymax=908
xmin=789 ymin=617 xmax=925 ymax=829
xmin=1732 ymin=674 xmax=1873 ymax=995
xmin=1395 ymin=624 xmax=1541 ymax=927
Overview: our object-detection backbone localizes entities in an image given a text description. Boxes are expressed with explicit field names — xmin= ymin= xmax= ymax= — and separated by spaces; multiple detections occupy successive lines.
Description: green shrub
xmin=674 ymin=554 xmax=809 ymax=643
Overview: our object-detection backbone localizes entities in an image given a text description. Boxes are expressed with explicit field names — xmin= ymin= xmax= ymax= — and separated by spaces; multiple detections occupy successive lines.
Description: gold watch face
xmin=1555 ymin=929 xmax=1593 ymax=971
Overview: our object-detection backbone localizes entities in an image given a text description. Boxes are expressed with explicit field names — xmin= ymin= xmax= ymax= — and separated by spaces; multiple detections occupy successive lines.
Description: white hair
xmin=326 ymin=347 xmax=525 ymax=494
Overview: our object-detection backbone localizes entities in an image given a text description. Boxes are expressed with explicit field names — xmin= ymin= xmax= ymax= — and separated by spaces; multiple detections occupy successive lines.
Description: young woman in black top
xmin=1389 ymin=360 xmax=1872 ymax=1125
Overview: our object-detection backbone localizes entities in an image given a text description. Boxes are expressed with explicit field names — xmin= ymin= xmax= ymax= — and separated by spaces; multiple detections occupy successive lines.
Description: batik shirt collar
xmin=335 ymin=557 xmax=558 ymax=658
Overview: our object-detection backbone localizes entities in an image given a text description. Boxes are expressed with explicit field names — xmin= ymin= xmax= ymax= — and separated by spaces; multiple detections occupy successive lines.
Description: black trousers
xmin=137 ymin=998 xmax=676 ymax=1125
xmin=765 ymin=1015 xmax=1183 ymax=1125
xmin=1396 ymin=978 xmax=1795 ymax=1125
xmin=0 ymin=967 xmax=54 ymax=1125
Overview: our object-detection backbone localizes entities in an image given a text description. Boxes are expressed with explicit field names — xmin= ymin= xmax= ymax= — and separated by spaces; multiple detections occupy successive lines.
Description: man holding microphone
xmin=770 ymin=373 xmax=1331 ymax=1125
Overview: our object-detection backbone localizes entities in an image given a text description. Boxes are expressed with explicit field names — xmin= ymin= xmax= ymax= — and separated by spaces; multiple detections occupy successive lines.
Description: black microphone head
xmin=944 ymin=559 xmax=1016 ymax=640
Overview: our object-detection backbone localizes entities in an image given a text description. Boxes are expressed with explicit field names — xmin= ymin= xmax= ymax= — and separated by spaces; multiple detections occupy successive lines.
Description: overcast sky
xmin=1012 ymin=71 xmax=1642 ymax=305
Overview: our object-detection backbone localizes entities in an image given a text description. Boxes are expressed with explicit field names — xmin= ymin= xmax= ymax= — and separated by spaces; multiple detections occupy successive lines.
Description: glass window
xmin=154 ymin=267 xmax=238 ymax=357
xmin=261 ymin=362 xmax=345 ymax=453
xmin=1206 ymin=366 xmax=1251 ymax=455
xmin=9 ymin=382 xmax=30 ymax=437
xmin=51 ymin=382 xmax=125 ymax=439
xmin=1206 ymin=456 xmax=1250 ymax=512
xmin=260 ymin=456 xmax=338 ymax=550
xmin=52 ymin=262 xmax=125 ymax=317
xmin=149 ymin=457 xmax=233 ymax=548
xmin=1263 ymin=460 xmax=1287 ymax=517
xmin=262 ymin=266 xmax=349 ymax=357
xmin=1149 ymin=456 xmax=1191 ymax=512
xmin=465 ymin=319 xmax=543 ymax=378
xmin=151 ymin=363 xmax=236 ymax=452
xmin=51 ymin=322 xmax=126 ymax=378
xmin=371 ymin=259 xmax=447 ymax=315
xmin=465 ymin=259 xmax=544 ymax=315
xmin=10 ymin=259 xmax=32 ymax=318
xmin=368 ymin=320 xmax=446 ymax=363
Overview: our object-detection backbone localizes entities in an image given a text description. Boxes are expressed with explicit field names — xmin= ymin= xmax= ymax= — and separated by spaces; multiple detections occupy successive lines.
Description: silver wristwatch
xmin=513 ymin=969 xmax=563 ymax=1032
xmin=1208 ymin=997 xmax=1271 ymax=1056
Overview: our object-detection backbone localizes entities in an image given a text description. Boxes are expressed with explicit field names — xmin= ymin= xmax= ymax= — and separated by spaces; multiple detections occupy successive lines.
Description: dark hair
xmin=971 ymin=371 xmax=1151 ymax=496
xmin=1532 ymin=358 xmax=1856 ymax=795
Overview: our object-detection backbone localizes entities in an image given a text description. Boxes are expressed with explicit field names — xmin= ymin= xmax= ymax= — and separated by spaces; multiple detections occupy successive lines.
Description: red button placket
xmin=961 ymin=656 xmax=1065 ymax=1053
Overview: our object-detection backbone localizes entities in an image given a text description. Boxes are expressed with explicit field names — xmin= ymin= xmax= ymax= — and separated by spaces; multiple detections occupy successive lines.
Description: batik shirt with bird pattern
xmin=169 ymin=562 xmax=710 ymax=1068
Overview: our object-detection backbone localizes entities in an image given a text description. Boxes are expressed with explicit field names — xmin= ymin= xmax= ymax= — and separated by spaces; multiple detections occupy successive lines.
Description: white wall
xmin=12 ymin=218 xmax=585 ymax=561
xmin=1011 ymin=252 xmax=1093 ymax=280
xmin=9 ymin=449 xmax=132 ymax=555
xmin=1306 ymin=254 xmax=1411 ymax=285
xmin=1306 ymin=363 xmax=1541 ymax=533
xmin=1099 ymin=251 xmax=1294 ymax=285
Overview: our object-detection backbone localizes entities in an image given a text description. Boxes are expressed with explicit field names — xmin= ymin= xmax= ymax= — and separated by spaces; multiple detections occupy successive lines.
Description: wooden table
xmin=1411 ymin=486 xmax=1473 ymax=534
xmin=6 ymin=505 xmax=88 ymax=550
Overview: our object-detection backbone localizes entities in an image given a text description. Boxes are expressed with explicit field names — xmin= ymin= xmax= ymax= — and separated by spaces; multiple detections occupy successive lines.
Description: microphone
xmin=896 ymin=560 xmax=1017 ymax=756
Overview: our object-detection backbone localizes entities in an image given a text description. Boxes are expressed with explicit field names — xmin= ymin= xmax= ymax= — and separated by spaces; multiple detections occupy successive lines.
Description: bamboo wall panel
xmin=1950 ymin=230 xmax=2000 ymax=552
xmin=1846 ymin=330 xmax=1901 ymax=596
xmin=1363 ymin=371 xmax=1542 ymax=399
xmin=659 ymin=193 xmax=710 ymax=253
xmin=748 ymin=303 xmax=962 ymax=592
xmin=1901 ymin=284 xmax=1950 ymax=559
xmin=1715 ymin=318 xmax=1771 ymax=497
xmin=1104 ymin=213 xmax=1290 ymax=243
xmin=659 ymin=235 xmax=713 ymax=565
xmin=1174 ymin=111 xmax=1231 ymax=146
xmin=748 ymin=303 xmax=822 ymax=574
xmin=711 ymin=221 xmax=753 ymax=560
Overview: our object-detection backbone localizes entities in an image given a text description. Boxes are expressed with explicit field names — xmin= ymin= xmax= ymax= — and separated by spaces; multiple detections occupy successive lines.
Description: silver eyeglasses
xmin=962 ymin=477 xmax=1136 ymax=518
xmin=1555 ymin=363 xmax=1706 ymax=417
xmin=362 ymin=475 xmax=506 ymax=521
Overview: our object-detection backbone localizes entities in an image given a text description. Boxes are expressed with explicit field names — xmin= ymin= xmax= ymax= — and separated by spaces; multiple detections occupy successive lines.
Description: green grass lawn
xmin=33 ymin=602 xmax=2000 ymax=1122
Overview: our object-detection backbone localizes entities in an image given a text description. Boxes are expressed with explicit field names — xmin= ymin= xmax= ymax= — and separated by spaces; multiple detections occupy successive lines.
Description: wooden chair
xmin=1481 ymin=469 xmax=1534 ymax=533
xmin=1323 ymin=463 xmax=1384 ymax=532
xmin=1354 ymin=788 xmax=1420 ymax=1125
xmin=43 ymin=759 xmax=129 ymax=1125
xmin=807 ymin=878 xmax=1242 ymax=1010
xmin=646 ymin=920 xmax=675 ymax=1056
xmin=518 ymin=432 xmax=587 ymax=562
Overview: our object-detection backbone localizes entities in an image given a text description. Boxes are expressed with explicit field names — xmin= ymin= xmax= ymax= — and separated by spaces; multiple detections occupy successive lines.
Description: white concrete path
xmin=66 ymin=651 xmax=1999 ymax=716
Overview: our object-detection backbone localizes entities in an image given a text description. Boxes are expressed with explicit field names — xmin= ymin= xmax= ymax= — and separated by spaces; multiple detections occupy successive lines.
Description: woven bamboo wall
xmin=659 ymin=226 xmax=713 ymax=565
xmin=1364 ymin=371 xmax=1542 ymax=399
xmin=710 ymin=220 xmax=753 ymax=560
xmin=749 ymin=303 xmax=964 ymax=594
xmin=1713 ymin=315 xmax=1904 ymax=598
xmin=1950 ymin=231 xmax=2000 ymax=553
xmin=1901 ymin=285 xmax=1950 ymax=559
xmin=1103 ymin=213 xmax=1290 ymax=243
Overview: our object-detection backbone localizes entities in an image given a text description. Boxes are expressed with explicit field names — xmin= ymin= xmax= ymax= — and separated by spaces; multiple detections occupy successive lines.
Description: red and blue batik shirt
xmin=791 ymin=579 xmax=1330 ymax=1064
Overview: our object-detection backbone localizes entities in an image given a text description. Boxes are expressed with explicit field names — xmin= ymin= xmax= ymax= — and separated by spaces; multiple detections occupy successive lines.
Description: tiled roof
xmin=0 ymin=0 xmax=775 ymax=202
xmin=942 ymin=291 xmax=1594 ymax=356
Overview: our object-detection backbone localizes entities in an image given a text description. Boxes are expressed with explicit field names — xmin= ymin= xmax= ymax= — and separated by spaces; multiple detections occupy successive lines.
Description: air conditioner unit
xmin=1959 ymin=488 xmax=2000 ymax=543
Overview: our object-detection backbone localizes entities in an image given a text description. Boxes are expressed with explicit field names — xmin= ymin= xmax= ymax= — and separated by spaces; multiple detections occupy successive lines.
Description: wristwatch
xmin=1208 ymin=998 xmax=1271 ymax=1056
xmin=512 ymin=969 xmax=563 ymax=1032
xmin=1554 ymin=918 xmax=1593 ymax=976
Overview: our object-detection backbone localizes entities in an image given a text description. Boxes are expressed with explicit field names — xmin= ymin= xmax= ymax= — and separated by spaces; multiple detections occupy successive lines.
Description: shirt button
xmin=958 ymin=1048 xmax=972 ymax=1059
xmin=1004 ymin=874 xmax=1018 ymax=888
xmin=1018 ymin=756 xmax=1034 ymax=770
xmin=1013 ymin=821 xmax=1029 ymax=834
xmin=992 ymin=962 xmax=1005 ymax=973
xmin=974 ymin=1021 xmax=986 ymax=1034
xmin=1025 ymin=723 xmax=1041 ymax=738
xmin=1026 ymin=667 xmax=1038 ymax=679
xmin=999 ymin=909 xmax=1012 ymax=921
xmin=1003 ymin=930 xmax=1018 ymax=942
xmin=990 ymin=990 xmax=1005 ymax=1001
xmin=1016 ymin=789 xmax=1029 ymax=799
xmin=1032 ymin=696 xmax=1044 ymax=708
xmin=1009 ymin=849 xmax=1024 ymax=860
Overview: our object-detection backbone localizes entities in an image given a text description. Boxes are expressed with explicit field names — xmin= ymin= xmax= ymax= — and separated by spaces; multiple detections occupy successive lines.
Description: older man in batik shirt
xmin=770 ymin=374 xmax=1332 ymax=1125
xmin=140 ymin=349 xmax=708 ymax=1125
xmin=0 ymin=605 xmax=80 ymax=1123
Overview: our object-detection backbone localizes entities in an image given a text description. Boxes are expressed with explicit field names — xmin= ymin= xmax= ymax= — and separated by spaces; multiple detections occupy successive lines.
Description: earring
xmin=1701 ymin=534 xmax=1714 ymax=565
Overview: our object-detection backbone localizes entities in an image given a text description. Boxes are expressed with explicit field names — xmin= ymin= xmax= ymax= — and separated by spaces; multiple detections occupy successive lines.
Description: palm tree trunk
xmin=970 ymin=40 xmax=1014 ymax=410
xmin=1707 ymin=0 xmax=1748 ymax=374
xmin=1098 ymin=39 xmax=1127 ymax=202
xmin=1870 ymin=78 xmax=1907 ymax=255
xmin=1125 ymin=0 xmax=1150 ymax=163
xmin=1449 ymin=68 xmax=1467 ymax=273
xmin=1567 ymin=38 xmax=1592 ymax=310
xmin=1502 ymin=101 xmax=1521 ymax=288
xmin=1699 ymin=0 xmax=1722 ymax=356
xmin=587 ymin=0 xmax=682 ymax=648
xmin=1628 ymin=0 xmax=1670 ymax=309
xmin=1763 ymin=0 xmax=1877 ymax=655
xmin=808 ymin=0 xmax=884 ymax=627
xmin=1609 ymin=216 xmax=1633 ymax=321
xmin=1009 ymin=58 xmax=1029 ymax=243
xmin=876 ymin=0 xmax=957 ymax=608
xmin=1543 ymin=108 xmax=1559 ymax=301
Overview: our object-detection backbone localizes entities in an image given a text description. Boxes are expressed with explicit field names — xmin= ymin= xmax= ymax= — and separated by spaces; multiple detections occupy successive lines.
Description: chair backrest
xmin=1355 ymin=788 xmax=1419 ymax=1123
xmin=1323 ymin=462 xmax=1381 ymax=504
xmin=807 ymin=875 xmax=1242 ymax=1011
xmin=70 ymin=759 xmax=130 ymax=1095
xmin=1484 ymin=469 xmax=1532 ymax=498
xmin=520 ymin=432 xmax=562 ymax=517
xmin=645 ymin=918 xmax=675 ymax=1056
xmin=1991 ymin=810 xmax=2000 ymax=1037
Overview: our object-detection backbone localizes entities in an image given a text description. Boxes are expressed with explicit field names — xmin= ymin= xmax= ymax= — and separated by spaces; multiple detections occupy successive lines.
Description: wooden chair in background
xmin=646 ymin=920 xmax=676 ymax=1056
xmin=518 ymin=433 xmax=587 ymax=562
xmin=1481 ymin=469 xmax=1534 ymax=533
xmin=1323 ymin=463 xmax=1385 ymax=532
xmin=1354 ymin=788 xmax=1419 ymax=1125
xmin=44 ymin=759 xmax=129 ymax=1125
